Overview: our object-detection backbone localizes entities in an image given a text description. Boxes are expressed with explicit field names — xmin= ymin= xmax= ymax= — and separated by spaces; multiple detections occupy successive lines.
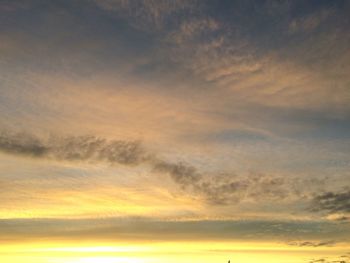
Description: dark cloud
xmin=153 ymin=160 xmax=201 ymax=188
xmin=159 ymin=166 xmax=302 ymax=206
xmin=335 ymin=216 xmax=350 ymax=222
xmin=0 ymin=131 xmax=148 ymax=165
xmin=311 ymin=190 xmax=350 ymax=214
xmin=194 ymin=174 xmax=294 ymax=205
xmin=309 ymin=260 xmax=327 ymax=263
xmin=0 ymin=131 xmax=48 ymax=157
xmin=0 ymin=129 xmax=332 ymax=207
xmin=288 ymin=240 xmax=336 ymax=247
xmin=195 ymin=179 xmax=249 ymax=205
xmin=309 ymin=257 xmax=349 ymax=263
xmin=153 ymin=162 xmax=286 ymax=205
xmin=152 ymin=159 xmax=256 ymax=205
xmin=0 ymin=129 xmax=298 ymax=205
xmin=50 ymin=135 xmax=147 ymax=165
xmin=152 ymin=157 xmax=295 ymax=205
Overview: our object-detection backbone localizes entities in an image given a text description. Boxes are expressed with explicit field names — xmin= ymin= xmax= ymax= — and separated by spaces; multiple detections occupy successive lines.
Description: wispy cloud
xmin=94 ymin=0 xmax=196 ymax=30
xmin=311 ymin=190 xmax=350 ymax=214
xmin=287 ymin=240 xmax=337 ymax=247
xmin=289 ymin=9 xmax=332 ymax=34
xmin=1 ymin=217 xmax=348 ymax=243
xmin=0 ymin=129 xmax=311 ymax=207
xmin=0 ymin=131 xmax=148 ymax=165
xmin=308 ymin=254 xmax=350 ymax=263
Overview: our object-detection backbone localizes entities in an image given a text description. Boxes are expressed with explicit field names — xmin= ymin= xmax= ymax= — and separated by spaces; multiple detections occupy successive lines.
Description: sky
xmin=0 ymin=0 xmax=350 ymax=262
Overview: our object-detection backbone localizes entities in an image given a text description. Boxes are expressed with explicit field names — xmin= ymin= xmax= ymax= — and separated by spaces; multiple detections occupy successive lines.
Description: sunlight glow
xmin=67 ymin=257 xmax=147 ymax=263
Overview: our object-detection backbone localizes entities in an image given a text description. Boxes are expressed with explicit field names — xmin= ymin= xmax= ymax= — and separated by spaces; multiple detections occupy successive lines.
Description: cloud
xmin=1 ymin=217 xmax=348 ymax=243
xmin=0 ymin=129 xmax=305 ymax=206
xmin=0 ymin=0 xmax=349 ymax=239
xmin=288 ymin=240 xmax=337 ymax=247
xmin=195 ymin=178 xmax=249 ymax=205
xmin=153 ymin=157 xmax=287 ymax=205
xmin=0 ymin=130 xmax=148 ymax=165
xmin=311 ymin=190 xmax=350 ymax=214
xmin=167 ymin=18 xmax=220 ymax=45
xmin=0 ymin=131 xmax=47 ymax=157
xmin=335 ymin=216 xmax=350 ymax=222
xmin=152 ymin=160 xmax=293 ymax=205
xmin=289 ymin=9 xmax=332 ymax=34
xmin=93 ymin=0 xmax=196 ymax=30
xmin=309 ymin=257 xmax=349 ymax=263
xmin=153 ymin=163 xmax=301 ymax=205
xmin=1 ymin=128 xmax=328 ymax=209
xmin=152 ymin=160 xmax=201 ymax=188
xmin=326 ymin=214 xmax=350 ymax=222
xmin=307 ymin=252 xmax=350 ymax=263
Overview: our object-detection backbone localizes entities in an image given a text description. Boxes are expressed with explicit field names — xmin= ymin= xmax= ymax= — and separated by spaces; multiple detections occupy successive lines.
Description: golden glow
xmin=1 ymin=241 xmax=348 ymax=263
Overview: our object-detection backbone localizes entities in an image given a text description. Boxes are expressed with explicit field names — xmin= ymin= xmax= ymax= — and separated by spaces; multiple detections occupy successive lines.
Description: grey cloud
xmin=0 ymin=130 xmax=206 ymax=193
xmin=0 ymin=129 xmax=328 ymax=207
xmin=335 ymin=216 xmax=350 ymax=222
xmin=309 ymin=258 xmax=349 ymax=263
xmin=288 ymin=240 xmax=337 ymax=247
xmin=196 ymin=179 xmax=249 ymax=205
xmin=246 ymin=176 xmax=289 ymax=200
xmin=311 ymin=190 xmax=350 ymax=214
xmin=50 ymin=135 xmax=146 ymax=165
xmin=1 ymin=217 xmax=348 ymax=243
xmin=151 ymin=156 xmax=294 ymax=205
xmin=196 ymin=174 xmax=294 ymax=205
xmin=308 ymin=253 xmax=350 ymax=263
xmin=309 ymin=260 xmax=327 ymax=263
xmin=152 ymin=160 xmax=201 ymax=188
xmin=0 ymin=131 xmax=148 ymax=165
xmin=0 ymin=131 xmax=47 ymax=157
xmin=0 ymin=130 xmax=204 ymax=191
xmin=152 ymin=162 xmax=299 ymax=205
xmin=151 ymin=158 xmax=293 ymax=205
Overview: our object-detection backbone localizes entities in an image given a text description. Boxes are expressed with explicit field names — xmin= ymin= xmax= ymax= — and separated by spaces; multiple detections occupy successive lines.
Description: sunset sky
xmin=0 ymin=0 xmax=349 ymax=262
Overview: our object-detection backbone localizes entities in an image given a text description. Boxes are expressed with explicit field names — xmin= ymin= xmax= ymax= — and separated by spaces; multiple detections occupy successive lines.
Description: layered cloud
xmin=1 ymin=217 xmax=349 ymax=243
xmin=287 ymin=240 xmax=337 ymax=248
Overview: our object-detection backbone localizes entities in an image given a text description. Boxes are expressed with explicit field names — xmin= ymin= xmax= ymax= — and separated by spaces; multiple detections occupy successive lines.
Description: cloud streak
xmin=287 ymin=240 xmax=337 ymax=247
xmin=0 ymin=129 xmax=308 ymax=206
xmin=1 ymin=217 xmax=348 ymax=243
xmin=311 ymin=190 xmax=350 ymax=214
xmin=0 ymin=130 xmax=148 ymax=165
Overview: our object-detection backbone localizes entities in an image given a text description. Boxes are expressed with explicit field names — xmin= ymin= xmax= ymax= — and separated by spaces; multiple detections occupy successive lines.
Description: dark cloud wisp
xmin=0 ymin=129 xmax=329 ymax=207
xmin=0 ymin=131 xmax=148 ymax=165
xmin=311 ymin=190 xmax=350 ymax=214
xmin=287 ymin=240 xmax=337 ymax=247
